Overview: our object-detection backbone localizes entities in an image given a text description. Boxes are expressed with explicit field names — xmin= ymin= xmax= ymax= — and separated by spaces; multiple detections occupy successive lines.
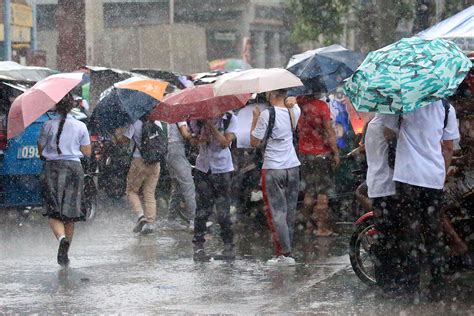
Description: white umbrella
xmin=213 ymin=68 xmax=303 ymax=96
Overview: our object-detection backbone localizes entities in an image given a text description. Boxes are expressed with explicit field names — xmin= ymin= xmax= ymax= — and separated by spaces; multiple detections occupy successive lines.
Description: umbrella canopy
xmin=149 ymin=84 xmax=251 ymax=124
xmin=0 ymin=61 xmax=57 ymax=82
xmin=213 ymin=68 xmax=303 ymax=96
xmin=343 ymin=37 xmax=472 ymax=114
xmin=417 ymin=5 xmax=474 ymax=51
xmin=7 ymin=72 xmax=84 ymax=139
xmin=287 ymin=44 xmax=364 ymax=94
xmin=209 ymin=58 xmax=252 ymax=71
xmin=417 ymin=5 xmax=474 ymax=40
xmin=90 ymin=77 xmax=168 ymax=134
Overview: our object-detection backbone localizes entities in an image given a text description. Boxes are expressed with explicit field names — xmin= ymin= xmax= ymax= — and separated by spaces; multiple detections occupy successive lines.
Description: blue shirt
xmin=38 ymin=114 xmax=90 ymax=161
xmin=191 ymin=114 xmax=238 ymax=174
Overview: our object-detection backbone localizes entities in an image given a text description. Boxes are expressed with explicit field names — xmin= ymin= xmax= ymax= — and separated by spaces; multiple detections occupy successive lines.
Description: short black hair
xmin=270 ymin=89 xmax=287 ymax=98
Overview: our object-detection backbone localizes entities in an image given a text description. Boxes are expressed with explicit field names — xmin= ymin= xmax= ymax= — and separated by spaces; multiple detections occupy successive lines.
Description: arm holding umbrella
xmin=250 ymin=106 xmax=262 ymax=147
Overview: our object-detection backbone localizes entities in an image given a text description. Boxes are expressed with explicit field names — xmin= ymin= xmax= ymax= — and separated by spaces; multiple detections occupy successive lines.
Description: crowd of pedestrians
xmin=36 ymin=65 xmax=472 ymax=304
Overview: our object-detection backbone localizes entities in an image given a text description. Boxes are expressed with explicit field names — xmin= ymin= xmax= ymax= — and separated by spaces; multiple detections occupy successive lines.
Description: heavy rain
xmin=0 ymin=0 xmax=473 ymax=314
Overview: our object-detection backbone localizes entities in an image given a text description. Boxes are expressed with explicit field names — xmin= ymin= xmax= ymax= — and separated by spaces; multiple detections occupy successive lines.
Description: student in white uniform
xmin=384 ymin=100 xmax=460 ymax=299
xmin=251 ymin=89 xmax=301 ymax=266
xmin=38 ymin=94 xmax=91 ymax=266
xmin=364 ymin=113 xmax=399 ymax=293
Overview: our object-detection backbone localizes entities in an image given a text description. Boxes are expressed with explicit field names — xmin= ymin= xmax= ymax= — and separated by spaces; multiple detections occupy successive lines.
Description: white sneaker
xmin=266 ymin=255 xmax=296 ymax=266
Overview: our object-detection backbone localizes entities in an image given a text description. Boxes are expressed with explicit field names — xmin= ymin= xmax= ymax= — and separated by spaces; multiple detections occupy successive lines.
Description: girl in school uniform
xmin=38 ymin=94 xmax=91 ymax=266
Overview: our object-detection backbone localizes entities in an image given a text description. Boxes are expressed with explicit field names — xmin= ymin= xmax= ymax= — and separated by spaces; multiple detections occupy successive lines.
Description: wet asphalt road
xmin=1 ymin=195 xmax=474 ymax=315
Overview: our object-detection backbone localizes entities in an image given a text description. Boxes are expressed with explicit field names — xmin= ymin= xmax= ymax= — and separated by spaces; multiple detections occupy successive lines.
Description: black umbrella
xmin=286 ymin=44 xmax=364 ymax=95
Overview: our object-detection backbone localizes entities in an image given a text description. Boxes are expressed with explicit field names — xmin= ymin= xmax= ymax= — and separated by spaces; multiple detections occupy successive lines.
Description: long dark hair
xmin=55 ymin=94 xmax=75 ymax=155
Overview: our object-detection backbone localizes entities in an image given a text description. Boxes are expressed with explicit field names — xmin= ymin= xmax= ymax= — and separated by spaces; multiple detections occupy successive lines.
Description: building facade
xmin=35 ymin=0 xmax=290 ymax=73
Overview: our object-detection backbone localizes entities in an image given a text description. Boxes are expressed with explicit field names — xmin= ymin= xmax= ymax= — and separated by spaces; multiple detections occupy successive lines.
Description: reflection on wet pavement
xmin=0 ymin=196 xmax=473 ymax=314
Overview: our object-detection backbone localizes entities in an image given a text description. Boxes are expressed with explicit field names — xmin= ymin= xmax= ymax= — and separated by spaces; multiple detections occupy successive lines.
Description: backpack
xmin=137 ymin=120 xmax=168 ymax=165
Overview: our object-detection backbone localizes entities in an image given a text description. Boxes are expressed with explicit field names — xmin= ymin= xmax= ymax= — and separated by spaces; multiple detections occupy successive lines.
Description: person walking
xmin=123 ymin=115 xmax=166 ymax=235
xmin=384 ymin=100 xmax=460 ymax=299
xmin=165 ymin=121 xmax=196 ymax=230
xmin=38 ymin=94 xmax=91 ymax=266
xmin=364 ymin=113 xmax=399 ymax=293
xmin=190 ymin=113 xmax=237 ymax=261
xmin=251 ymin=89 xmax=301 ymax=266
xmin=287 ymin=94 xmax=340 ymax=236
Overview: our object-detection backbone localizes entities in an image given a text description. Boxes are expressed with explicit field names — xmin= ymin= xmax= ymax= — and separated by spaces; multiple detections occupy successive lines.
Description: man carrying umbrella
xmin=122 ymin=115 xmax=167 ymax=235
xmin=190 ymin=113 xmax=238 ymax=261
xmin=343 ymin=37 xmax=471 ymax=299
xmin=251 ymin=89 xmax=301 ymax=266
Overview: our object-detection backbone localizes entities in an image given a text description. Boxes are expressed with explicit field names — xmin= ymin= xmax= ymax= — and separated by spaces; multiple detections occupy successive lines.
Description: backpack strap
xmin=263 ymin=107 xmax=276 ymax=144
xmin=441 ymin=99 xmax=450 ymax=129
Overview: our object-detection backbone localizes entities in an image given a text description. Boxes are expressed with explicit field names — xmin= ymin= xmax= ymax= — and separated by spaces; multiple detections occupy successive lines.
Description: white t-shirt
xmin=168 ymin=121 xmax=187 ymax=145
xmin=38 ymin=114 xmax=90 ymax=162
xmin=124 ymin=120 xmax=165 ymax=159
xmin=385 ymin=101 xmax=460 ymax=190
xmin=252 ymin=105 xmax=301 ymax=170
xmin=365 ymin=114 xmax=396 ymax=198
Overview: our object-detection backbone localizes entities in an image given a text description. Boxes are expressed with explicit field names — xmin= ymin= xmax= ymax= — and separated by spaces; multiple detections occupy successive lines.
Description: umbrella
xmin=286 ymin=44 xmax=364 ymax=94
xmin=213 ymin=68 xmax=303 ymax=96
xmin=149 ymin=84 xmax=251 ymax=124
xmin=209 ymin=58 xmax=252 ymax=71
xmin=417 ymin=5 xmax=474 ymax=51
xmin=90 ymin=77 xmax=168 ymax=134
xmin=7 ymin=72 xmax=84 ymax=139
xmin=343 ymin=37 xmax=472 ymax=114
xmin=0 ymin=61 xmax=57 ymax=82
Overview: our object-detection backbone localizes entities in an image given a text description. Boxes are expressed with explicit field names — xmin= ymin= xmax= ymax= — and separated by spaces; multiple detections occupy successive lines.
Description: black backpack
xmin=137 ymin=120 xmax=168 ymax=165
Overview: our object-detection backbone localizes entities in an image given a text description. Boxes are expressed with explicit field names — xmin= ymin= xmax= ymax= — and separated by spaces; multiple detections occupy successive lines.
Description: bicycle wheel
xmin=349 ymin=220 xmax=377 ymax=286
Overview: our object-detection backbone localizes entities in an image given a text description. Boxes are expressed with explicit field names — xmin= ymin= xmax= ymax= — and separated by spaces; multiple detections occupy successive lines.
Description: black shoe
xmin=133 ymin=215 xmax=147 ymax=233
xmin=193 ymin=247 xmax=211 ymax=262
xmin=57 ymin=238 xmax=70 ymax=266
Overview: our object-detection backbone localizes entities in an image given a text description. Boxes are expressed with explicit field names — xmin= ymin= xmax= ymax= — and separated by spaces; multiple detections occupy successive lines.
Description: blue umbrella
xmin=90 ymin=77 xmax=168 ymax=135
xmin=286 ymin=44 xmax=364 ymax=95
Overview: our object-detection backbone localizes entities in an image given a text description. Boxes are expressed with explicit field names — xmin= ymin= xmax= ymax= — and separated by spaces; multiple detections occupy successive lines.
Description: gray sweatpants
xmin=262 ymin=167 xmax=300 ymax=256
xmin=166 ymin=142 xmax=196 ymax=221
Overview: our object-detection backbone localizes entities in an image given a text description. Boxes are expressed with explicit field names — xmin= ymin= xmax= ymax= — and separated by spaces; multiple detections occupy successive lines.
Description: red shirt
xmin=297 ymin=96 xmax=332 ymax=155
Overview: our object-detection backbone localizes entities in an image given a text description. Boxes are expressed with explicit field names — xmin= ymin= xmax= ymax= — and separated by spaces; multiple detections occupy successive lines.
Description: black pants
xmin=373 ymin=195 xmax=404 ymax=292
xmin=192 ymin=170 xmax=234 ymax=246
xmin=375 ymin=183 xmax=446 ymax=293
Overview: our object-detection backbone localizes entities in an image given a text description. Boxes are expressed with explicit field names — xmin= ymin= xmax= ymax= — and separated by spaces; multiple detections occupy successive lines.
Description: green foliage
xmin=443 ymin=0 xmax=472 ymax=19
xmin=289 ymin=0 xmax=351 ymax=45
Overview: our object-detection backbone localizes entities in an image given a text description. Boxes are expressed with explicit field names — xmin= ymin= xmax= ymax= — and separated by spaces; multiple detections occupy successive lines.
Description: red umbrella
xmin=149 ymin=84 xmax=251 ymax=123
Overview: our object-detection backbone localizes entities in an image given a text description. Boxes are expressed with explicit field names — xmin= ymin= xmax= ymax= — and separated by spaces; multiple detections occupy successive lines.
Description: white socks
xmin=58 ymin=235 xmax=66 ymax=243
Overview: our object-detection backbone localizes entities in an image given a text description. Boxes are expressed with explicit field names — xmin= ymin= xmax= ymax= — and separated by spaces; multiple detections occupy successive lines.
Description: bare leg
xmin=356 ymin=183 xmax=373 ymax=211
xmin=302 ymin=193 xmax=315 ymax=233
xmin=315 ymin=194 xmax=335 ymax=236
xmin=49 ymin=218 xmax=66 ymax=240
xmin=442 ymin=210 xmax=467 ymax=256
xmin=64 ymin=222 xmax=75 ymax=243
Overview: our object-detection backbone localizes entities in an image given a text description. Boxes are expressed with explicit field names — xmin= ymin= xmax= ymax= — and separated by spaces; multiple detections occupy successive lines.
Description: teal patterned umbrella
xmin=343 ymin=37 xmax=472 ymax=114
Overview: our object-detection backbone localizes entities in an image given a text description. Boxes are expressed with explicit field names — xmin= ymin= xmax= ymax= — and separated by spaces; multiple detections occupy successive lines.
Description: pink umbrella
xmin=8 ymin=72 xmax=84 ymax=139
xmin=149 ymin=84 xmax=251 ymax=123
